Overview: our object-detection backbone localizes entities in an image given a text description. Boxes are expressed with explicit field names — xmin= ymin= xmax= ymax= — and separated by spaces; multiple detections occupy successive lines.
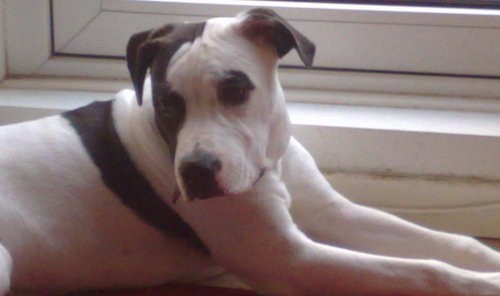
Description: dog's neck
xmin=113 ymin=79 xmax=178 ymax=203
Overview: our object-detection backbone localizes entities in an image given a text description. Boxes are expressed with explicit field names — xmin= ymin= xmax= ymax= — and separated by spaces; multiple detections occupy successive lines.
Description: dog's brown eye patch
xmin=153 ymin=83 xmax=184 ymax=118
xmin=160 ymin=91 xmax=184 ymax=117
xmin=217 ymin=70 xmax=255 ymax=106
xmin=152 ymin=82 xmax=186 ymax=160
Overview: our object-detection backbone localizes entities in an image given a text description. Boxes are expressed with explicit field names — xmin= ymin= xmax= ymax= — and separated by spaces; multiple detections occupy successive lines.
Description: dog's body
xmin=0 ymin=9 xmax=499 ymax=295
xmin=0 ymin=94 xmax=223 ymax=291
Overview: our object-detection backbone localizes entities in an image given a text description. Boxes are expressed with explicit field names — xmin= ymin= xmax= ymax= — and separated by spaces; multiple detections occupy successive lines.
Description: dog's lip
xmin=224 ymin=167 xmax=266 ymax=197
xmin=175 ymin=168 xmax=266 ymax=202
xmin=252 ymin=168 xmax=266 ymax=186
xmin=172 ymin=187 xmax=181 ymax=203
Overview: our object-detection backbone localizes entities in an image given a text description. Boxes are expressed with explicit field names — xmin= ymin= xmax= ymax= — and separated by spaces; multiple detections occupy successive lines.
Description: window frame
xmin=52 ymin=0 xmax=500 ymax=76
xmin=4 ymin=0 xmax=499 ymax=102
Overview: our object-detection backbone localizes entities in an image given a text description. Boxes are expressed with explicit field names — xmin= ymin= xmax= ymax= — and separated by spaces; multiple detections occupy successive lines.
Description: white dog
xmin=0 ymin=8 xmax=499 ymax=295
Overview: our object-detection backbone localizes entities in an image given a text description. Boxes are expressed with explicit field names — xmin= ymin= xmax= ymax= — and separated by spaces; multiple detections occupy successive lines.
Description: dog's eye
xmin=160 ymin=91 xmax=184 ymax=118
xmin=219 ymin=85 xmax=251 ymax=106
xmin=218 ymin=70 xmax=255 ymax=106
xmin=160 ymin=98 xmax=172 ymax=115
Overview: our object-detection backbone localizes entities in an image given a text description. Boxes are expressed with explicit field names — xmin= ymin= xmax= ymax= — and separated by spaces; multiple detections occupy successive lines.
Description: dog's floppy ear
xmin=238 ymin=8 xmax=315 ymax=67
xmin=126 ymin=29 xmax=163 ymax=106
xmin=126 ymin=23 xmax=205 ymax=105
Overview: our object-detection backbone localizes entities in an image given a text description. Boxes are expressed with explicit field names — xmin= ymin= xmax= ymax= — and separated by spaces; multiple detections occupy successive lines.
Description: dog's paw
xmin=449 ymin=269 xmax=500 ymax=295
xmin=472 ymin=272 xmax=500 ymax=295
xmin=0 ymin=244 xmax=12 ymax=295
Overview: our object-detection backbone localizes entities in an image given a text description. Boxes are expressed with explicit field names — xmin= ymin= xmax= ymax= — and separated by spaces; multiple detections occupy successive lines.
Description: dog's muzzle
xmin=179 ymin=150 xmax=224 ymax=200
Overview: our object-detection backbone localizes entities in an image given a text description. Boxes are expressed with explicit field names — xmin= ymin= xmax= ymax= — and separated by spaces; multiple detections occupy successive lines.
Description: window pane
xmin=48 ymin=0 xmax=500 ymax=78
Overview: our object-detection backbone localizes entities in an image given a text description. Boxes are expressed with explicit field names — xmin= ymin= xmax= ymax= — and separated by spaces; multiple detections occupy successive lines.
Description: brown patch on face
xmin=126 ymin=22 xmax=206 ymax=159
xmin=217 ymin=70 xmax=255 ymax=107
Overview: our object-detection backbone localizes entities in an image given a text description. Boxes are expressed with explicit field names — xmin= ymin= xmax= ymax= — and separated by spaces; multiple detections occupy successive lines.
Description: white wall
xmin=0 ymin=0 xmax=6 ymax=81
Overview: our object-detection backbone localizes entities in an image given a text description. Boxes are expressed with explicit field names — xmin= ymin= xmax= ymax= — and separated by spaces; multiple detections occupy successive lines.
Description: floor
xmin=70 ymin=285 xmax=255 ymax=296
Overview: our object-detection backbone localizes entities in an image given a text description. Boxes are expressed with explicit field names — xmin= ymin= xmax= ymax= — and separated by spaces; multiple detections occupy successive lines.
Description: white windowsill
xmin=1 ymin=87 xmax=499 ymax=138
xmin=0 ymin=78 xmax=499 ymax=238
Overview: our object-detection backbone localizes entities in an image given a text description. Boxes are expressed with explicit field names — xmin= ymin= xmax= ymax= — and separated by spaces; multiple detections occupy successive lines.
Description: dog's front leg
xmin=283 ymin=138 xmax=500 ymax=273
xmin=174 ymin=170 xmax=499 ymax=295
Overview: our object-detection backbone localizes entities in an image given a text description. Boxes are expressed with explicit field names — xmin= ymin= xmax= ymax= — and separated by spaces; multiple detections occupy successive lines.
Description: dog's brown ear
xmin=238 ymin=8 xmax=315 ymax=67
xmin=126 ymin=23 xmax=206 ymax=106
xmin=126 ymin=29 xmax=160 ymax=106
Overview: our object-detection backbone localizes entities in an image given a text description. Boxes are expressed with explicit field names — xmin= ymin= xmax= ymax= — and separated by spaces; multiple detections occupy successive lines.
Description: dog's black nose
xmin=179 ymin=151 xmax=223 ymax=200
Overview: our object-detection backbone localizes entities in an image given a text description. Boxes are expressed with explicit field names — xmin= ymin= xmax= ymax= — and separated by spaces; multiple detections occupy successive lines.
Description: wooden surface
xmin=71 ymin=284 xmax=257 ymax=296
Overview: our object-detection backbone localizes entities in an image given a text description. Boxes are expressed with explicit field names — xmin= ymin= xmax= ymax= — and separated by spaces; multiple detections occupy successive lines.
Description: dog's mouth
xmin=253 ymin=167 xmax=266 ymax=186
xmin=173 ymin=167 xmax=266 ymax=203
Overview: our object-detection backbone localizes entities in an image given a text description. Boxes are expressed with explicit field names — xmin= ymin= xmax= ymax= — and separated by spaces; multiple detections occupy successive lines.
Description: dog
xmin=0 ymin=8 xmax=499 ymax=295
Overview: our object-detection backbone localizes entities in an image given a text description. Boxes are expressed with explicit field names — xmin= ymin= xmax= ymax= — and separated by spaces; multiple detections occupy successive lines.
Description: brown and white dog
xmin=0 ymin=8 xmax=499 ymax=295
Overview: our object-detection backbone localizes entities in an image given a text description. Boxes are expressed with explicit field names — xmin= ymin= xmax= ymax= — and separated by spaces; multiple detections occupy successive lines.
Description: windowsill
xmin=1 ymin=77 xmax=498 ymax=178
xmin=1 ymin=78 xmax=499 ymax=237
xmin=1 ymin=87 xmax=498 ymax=137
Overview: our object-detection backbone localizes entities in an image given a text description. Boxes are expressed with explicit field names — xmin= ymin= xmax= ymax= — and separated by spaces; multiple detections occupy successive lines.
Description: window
xmin=6 ymin=0 xmax=499 ymax=98
xmin=50 ymin=1 xmax=499 ymax=76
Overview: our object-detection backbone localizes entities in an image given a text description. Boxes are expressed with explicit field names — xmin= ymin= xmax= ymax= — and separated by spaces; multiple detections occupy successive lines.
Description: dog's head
xmin=126 ymin=8 xmax=315 ymax=201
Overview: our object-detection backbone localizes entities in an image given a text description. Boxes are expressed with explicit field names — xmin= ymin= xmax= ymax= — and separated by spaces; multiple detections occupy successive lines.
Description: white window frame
xmin=3 ymin=0 xmax=500 ymax=100
xmin=51 ymin=0 xmax=500 ymax=75
xmin=1 ymin=0 xmax=499 ymax=237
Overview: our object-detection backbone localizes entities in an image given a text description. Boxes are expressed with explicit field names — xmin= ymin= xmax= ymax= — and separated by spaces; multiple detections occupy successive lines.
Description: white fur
xmin=0 ymin=13 xmax=499 ymax=296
